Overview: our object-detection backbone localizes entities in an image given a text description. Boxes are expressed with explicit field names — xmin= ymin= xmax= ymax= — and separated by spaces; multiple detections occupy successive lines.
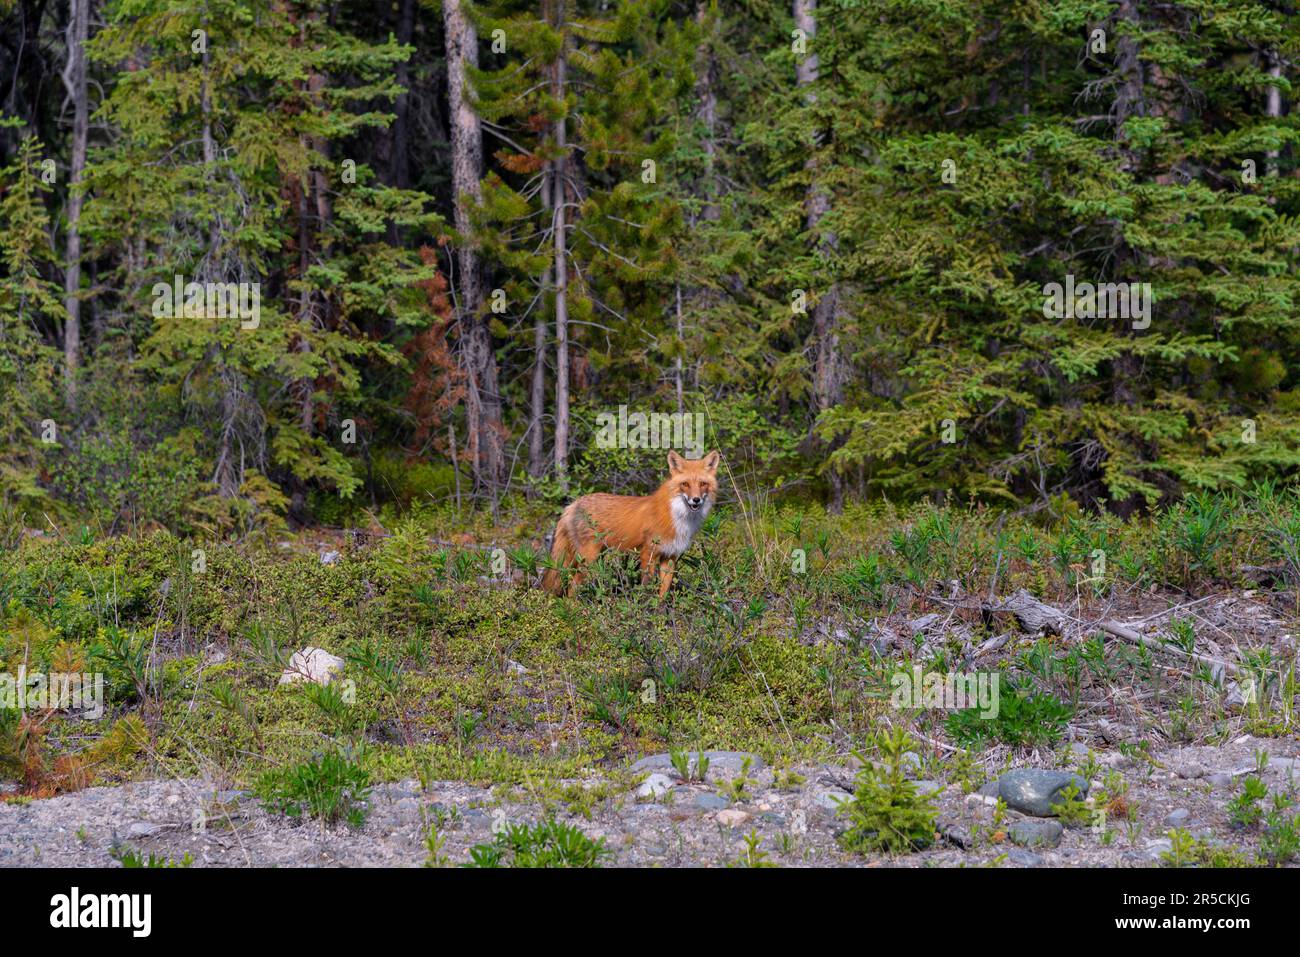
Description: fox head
xmin=666 ymin=450 xmax=720 ymax=513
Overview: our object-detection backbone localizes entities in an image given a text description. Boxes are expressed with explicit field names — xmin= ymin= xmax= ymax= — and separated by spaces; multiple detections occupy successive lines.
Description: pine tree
xmin=82 ymin=0 xmax=442 ymax=528
xmin=0 ymin=133 xmax=63 ymax=508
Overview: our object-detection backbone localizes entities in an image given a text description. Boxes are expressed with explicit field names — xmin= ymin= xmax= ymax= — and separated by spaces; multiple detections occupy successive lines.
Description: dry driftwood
xmin=1095 ymin=618 xmax=1240 ymax=677
xmin=986 ymin=588 xmax=1240 ymax=677
xmin=990 ymin=588 xmax=1069 ymax=635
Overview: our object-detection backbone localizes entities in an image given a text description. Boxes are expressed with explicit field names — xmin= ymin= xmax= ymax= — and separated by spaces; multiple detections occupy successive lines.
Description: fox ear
xmin=667 ymin=450 xmax=685 ymax=474
xmin=702 ymin=449 xmax=720 ymax=472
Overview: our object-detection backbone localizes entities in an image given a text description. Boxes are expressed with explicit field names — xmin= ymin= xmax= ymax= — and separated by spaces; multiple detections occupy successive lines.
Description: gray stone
xmin=914 ymin=780 xmax=944 ymax=797
xmin=1268 ymin=756 xmax=1298 ymax=778
xmin=1006 ymin=848 xmax=1043 ymax=867
xmin=1165 ymin=808 xmax=1191 ymax=827
xmin=629 ymin=750 xmax=764 ymax=783
xmin=1207 ymin=773 xmax=1233 ymax=788
xmin=1144 ymin=838 xmax=1172 ymax=861
xmin=813 ymin=788 xmax=853 ymax=812
xmin=997 ymin=769 xmax=1089 ymax=817
xmin=1008 ymin=819 xmax=1063 ymax=849
xmin=941 ymin=826 xmax=973 ymax=849
xmin=692 ymin=792 xmax=729 ymax=811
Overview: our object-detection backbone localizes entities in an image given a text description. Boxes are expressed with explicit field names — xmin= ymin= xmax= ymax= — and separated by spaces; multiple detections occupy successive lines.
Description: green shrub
xmin=945 ymin=684 xmax=1073 ymax=749
xmin=838 ymin=727 xmax=938 ymax=854
xmin=256 ymin=746 xmax=372 ymax=827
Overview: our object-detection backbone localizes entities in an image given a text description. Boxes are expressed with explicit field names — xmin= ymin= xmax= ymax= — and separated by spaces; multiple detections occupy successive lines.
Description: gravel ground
xmin=3 ymin=737 xmax=1297 ymax=868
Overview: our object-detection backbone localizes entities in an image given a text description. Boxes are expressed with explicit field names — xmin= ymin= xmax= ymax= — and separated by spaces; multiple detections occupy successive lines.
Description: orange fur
xmin=540 ymin=450 xmax=720 ymax=598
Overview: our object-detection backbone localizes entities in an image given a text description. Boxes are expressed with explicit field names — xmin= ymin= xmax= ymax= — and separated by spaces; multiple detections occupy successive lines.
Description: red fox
xmin=540 ymin=450 xmax=721 ymax=598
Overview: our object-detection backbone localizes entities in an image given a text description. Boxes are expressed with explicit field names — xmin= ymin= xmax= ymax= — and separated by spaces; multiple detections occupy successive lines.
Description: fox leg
xmin=638 ymin=545 xmax=657 ymax=587
xmin=656 ymin=556 xmax=676 ymax=598
xmin=569 ymin=531 xmax=602 ymax=598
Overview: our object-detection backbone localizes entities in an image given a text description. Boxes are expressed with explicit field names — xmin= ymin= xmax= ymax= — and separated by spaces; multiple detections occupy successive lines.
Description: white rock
xmin=278 ymin=647 xmax=346 ymax=687
xmin=635 ymin=773 xmax=676 ymax=800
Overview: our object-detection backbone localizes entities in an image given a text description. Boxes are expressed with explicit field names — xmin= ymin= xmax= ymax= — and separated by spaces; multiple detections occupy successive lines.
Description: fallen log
xmin=984 ymin=588 xmax=1241 ymax=677
xmin=1096 ymin=618 xmax=1239 ymax=678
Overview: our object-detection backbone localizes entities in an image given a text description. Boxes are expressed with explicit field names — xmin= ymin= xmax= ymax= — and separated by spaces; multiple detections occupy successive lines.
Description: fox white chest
xmin=660 ymin=496 xmax=711 ymax=557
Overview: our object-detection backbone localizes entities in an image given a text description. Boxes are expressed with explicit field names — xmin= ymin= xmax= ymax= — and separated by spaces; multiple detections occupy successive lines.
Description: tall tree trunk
xmin=550 ymin=0 xmax=570 ymax=485
xmin=390 ymin=0 xmax=415 ymax=191
xmin=1106 ymin=0 xmax=1147 ymax=516
xmin=445 ymin=0 xmax=506 ymax=494
xmin=1266 ymin=48 xmax=1282 ymax=178
xmin=794 ymin=0 xmax=845 ymax=512
xmin=61 ymin=0 xmax=89 ymax=410
xmin=694 ymin=0 xmax=720 ymax=224
xmin=528 ymin=161 xmax=554 ymax=479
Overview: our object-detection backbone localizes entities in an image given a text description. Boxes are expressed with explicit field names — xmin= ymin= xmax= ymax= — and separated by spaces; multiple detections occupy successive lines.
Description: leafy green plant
xmin=463 ymin=818 xmax=611 ymax=868
xmin=717 ymin=756 xmax=755 ymax=803
xmin=111 ymin=848 xmax=193 ymax=868
xmin=256 ymin=747 xmax=372 ymax=827
xmin=670 ymin=747 xmax=709 ymax=782
xmin=946 ymin=685 xmax=1073 ymax=749
xmin=731 ymin=829 xmax=777 ymax=868
xmin=578 ymin=675 xmax=634 ymax=731
xmin=1227 ymin=776 xmax=1269 ymax=828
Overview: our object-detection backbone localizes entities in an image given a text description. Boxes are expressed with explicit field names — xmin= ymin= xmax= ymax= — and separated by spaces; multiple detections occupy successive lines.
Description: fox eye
xmin=679 ymin=483 xmax=689 ymax=492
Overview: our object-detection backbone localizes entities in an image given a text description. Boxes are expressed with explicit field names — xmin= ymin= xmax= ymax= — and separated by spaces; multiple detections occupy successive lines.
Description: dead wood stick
xmin=1097 ymin=618 xmax=1240 ymax=677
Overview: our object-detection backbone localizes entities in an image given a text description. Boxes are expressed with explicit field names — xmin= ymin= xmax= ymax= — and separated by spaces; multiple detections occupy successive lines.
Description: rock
xmin=125 ymin=822 xmax=164 ymax=839
xmin=902 ymin=751 xmax=923 ymax=776
xmin=997 ymin=769 xmax=1089 ymax=817
xmin=278 ymin=647 xmax=346 ymax=686
xmin=1067 ymin=742 xmax=1090 ymax=761
xmin=1206 ymin=773 xmax=1233 ymax=788
xmin=505 ymin=658 xmax=529 ymax=675
xmin=635 ymin=773 xmax=675 ymax=801
xmin=1144 ymin=838 xmax=1172 ymax=862
xmin=978 ymin=781 xmax=1001 ymax=797
xmin=941 ymin=826 xmax=973 ymax=849
xmin=1097 ymin=718 xmax=1122 ymax=743
xmin=692 ymin=792 xmax=729 ymax=811
xmin=629 ymin=750 xmax=764 ymax=783
xmin=1268 ymin=756 xmax=1298 ymax=779
xmin=915 ymin=780 xmax=944 ymax=797
xmin=813 ymin=788 xmax=853 ymax=812
xmin=1174 ymin=761 xmax=1206 ymax=780
xmin=1009 ymin=819 xmax=1063 ymax=849
xmin=1224 ymin=681 xmax=1253 ymax=710
xmin=716 ymin=808 xmax=750 ymax=828
xmin=319 ymin=549 xmax=340 ymax=565
xmin=1165 ymin=808 xmax=1191 ymax=827
xmin=1006 ymin=848 xmax=1043 ymax=867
